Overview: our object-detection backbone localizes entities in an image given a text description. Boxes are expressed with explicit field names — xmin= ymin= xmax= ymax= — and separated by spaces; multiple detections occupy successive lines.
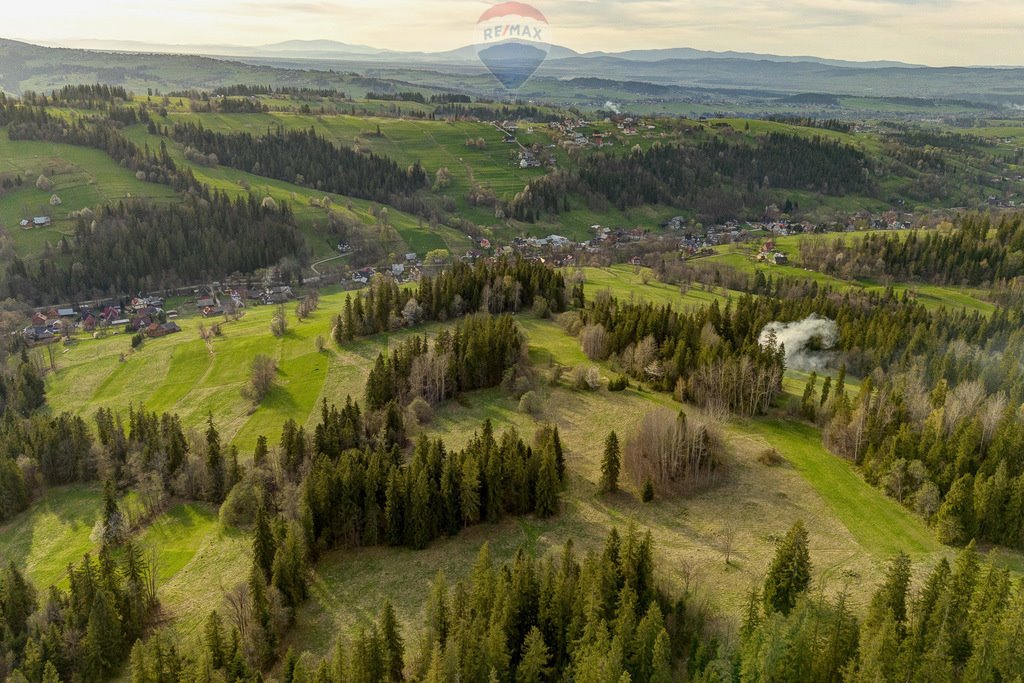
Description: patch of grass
xmin=737 ymin=418 xmax=938 ymax=558
xmin=137 ymin=503 xmax=220 ymax=584
xmin=0 ymin=485 xmax=101 ymax=588
xmin=0 ymin=130 xmax=178 ymax=259
xmin=577 ymin=265 xmax=738 ymax=308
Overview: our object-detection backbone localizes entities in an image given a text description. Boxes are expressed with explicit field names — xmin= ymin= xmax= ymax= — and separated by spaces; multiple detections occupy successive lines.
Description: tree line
xmin=818 ymin=357 xmax=1024 ymax=549
xmin=334 ymin=258 xmax=567 ymax=342
xmin=126 ymin=524 xmax=716 ymax=683
xmin=740 ymin=521 xmax=1024 ymax=682
xmin=3 ymin=104 xmax=192 ymax=192
xmin=19 ymin=84 xmax=131 ymax=107
xmin=168 ymin=122 xmax=428 ymax=204
xmin=432 ymin=104 xmax=561 ymax=122
xmin=572 ymin=263 xmax=1024 ymax=551
xmin=363 ymin=313 xmax=525 ymax=413
xmin=798 ymin=214 xmax=1024 ymax=286
xmin=571 ymin=291 xmax=786 ymax=417
xmin=0 ymin=544 xmax=159 ymax=682
xmin=304 ymin=412 xmax=564 ymax=556
xmin=4 ymin=191 xmax=306 ymax=304
xmin=507 ymin=132 xmax=874 ymax=222
xmin=206 ymin=85 xmax=348 ymax=99
xmin=119 ymin=397 xmax=569 ymax=679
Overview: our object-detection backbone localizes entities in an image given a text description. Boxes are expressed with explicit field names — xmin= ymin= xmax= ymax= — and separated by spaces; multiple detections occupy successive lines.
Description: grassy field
xmin=739 ymin=419 xmax=939 ymax=558
xmin=156 ymin=112 xmax=544 ymax=227
xmin=0 ymin=132 xmax=179 ymax=258
xmin=120 ymin=124 xmax=468 ymax=261
xmin=142 ymin=505 xmax=251 ymax=644
xmin=0 ymin=485 xmax=251 ymax=656
xmin=285 ymin=365 xmax=968 ymax=662
xmin=577 ymin=264 xmax=740 ymax=307
xmin=125 ymin=111 xmax=684 ymax=242
xmin=0 ymin=120 xmax=476 ymax=263
xmin=0 ymin=485 xmax=102 ymax=588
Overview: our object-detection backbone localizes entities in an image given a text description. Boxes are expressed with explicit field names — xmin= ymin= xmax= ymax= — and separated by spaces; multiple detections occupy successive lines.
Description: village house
xmin=259 ymin=285 xmax=293 ymax=305
xmin=145 ymin=321 xmax=182 ymax=338
xmin=351 ymin=267 xmax=376 ymax=284
xmin=22 ymin=325 xmax=57 ymax=345
xmin=21 ymin=216 xmax=51 ymax=229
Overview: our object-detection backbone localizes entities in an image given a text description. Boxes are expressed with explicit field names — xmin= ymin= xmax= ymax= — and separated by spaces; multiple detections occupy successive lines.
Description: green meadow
xmin=0 ymin=134 xmax=178 ymax=257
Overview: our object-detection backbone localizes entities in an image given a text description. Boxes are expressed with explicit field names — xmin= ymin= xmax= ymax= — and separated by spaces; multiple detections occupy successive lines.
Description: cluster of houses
xmin=547 ymin=115 xmax=657 ymax=148
xmin=757 ymin=240 xmax=789 ymax=265
xmin=517 ymin=149 xmax=543 ymax=168
xmin=22 ymin=296 xmax=182 ymax=346
xmin=350 ymin=253 xmax=423 ymax=285
xmin=195 ymin=284 xmax=295 ymax=316
xmin=547 ymin=118 xmax=594 ymax=147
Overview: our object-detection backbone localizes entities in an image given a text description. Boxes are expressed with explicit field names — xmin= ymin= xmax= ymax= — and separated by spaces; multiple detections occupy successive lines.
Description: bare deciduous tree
xmin=625 ymin=407 xmax=720 ymax=495
xmin=270 ymin=305 xmax=287 ymax=337
xmin=943 ymin=378 xmax=986 ymax=434
xmin=243 ymin=354 xmax=278 ymax=404
xmin=719 ymin=527 xmax=736 ymax=566
xmin=580 ymin=324 xmax=609 ymax=360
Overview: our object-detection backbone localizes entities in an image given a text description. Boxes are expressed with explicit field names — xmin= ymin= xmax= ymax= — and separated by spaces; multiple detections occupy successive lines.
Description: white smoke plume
xmin=758 ymin=315 xmax=839 ymax=372
xmin=604 ymin=100 xmax=621 ymax=114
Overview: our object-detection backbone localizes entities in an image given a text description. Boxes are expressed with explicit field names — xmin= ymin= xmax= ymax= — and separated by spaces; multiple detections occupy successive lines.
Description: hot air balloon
xmin=474 ymin=2 xmax=552 ymax=90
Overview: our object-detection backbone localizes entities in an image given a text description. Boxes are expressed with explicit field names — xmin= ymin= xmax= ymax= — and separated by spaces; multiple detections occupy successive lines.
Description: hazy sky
xmin=8 ymin=0 xmax=1024 ymax=66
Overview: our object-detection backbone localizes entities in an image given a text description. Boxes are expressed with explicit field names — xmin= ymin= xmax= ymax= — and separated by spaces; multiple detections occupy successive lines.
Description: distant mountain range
xmin=37 ymin=37 xmax=926 ymax=69
xmin=2 ymin=37 xmax=1023 ymax=107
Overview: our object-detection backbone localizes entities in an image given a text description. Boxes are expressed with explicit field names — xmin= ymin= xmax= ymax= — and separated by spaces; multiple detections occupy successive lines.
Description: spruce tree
xmin=272 ymin=523 xmax=309 ymax=608
xmin=867 ymin=552 xmax=911 ymax=634
xmin=762 ymin=519 xmax=811 ymax=615
xmin=380 ymin=601 xmax=405 ymax=681
xmin=248 ymin=557 xmax=274 ymax=667
xmin=801 ymin=372 xmax=818 ymax=420
xmin=516 ymin=627 xmax=551 ymax=683
xmin=204 ymin=610 xmax=225 ymax=669
xmin=100 ymin=479 xmax=124 ymax=548
xmin=253 ymin=503 xmax=275 ymax=583
xmin=819 ymin=375 xmax=832 ymax=407
xmin=409 ymin=468 xmax=432 ymax=549
xmin=253 ymin=434 xmax=269 ymax=466
xmin=535 ymin=447 xmax=560 ymax=518
xmin=551 ymin=425 xmax=565 ymax=483
xmin=1 ymin=561 xmax=36 ymax=641
xmin=641 ymin=478 xmax=655 ymax=503
xmin=85 ymin=587 xmax=123 ymax=678
xmin=460 ymin=456 xmax=481 ymax=526
xmin=385 ymin=469 xmax=406 ymax=545
xmin=600 ymin=431 xmax=621 ymax=493
xmin=649 ymin=629 xmax=673 ymax=683
xmin=41 ymin=662 xmax=60 ymax=683
xmin=282 ymin=647 xmax=298 ymax=683
xmin=205 ymin=414 xmax=225 ymax=503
